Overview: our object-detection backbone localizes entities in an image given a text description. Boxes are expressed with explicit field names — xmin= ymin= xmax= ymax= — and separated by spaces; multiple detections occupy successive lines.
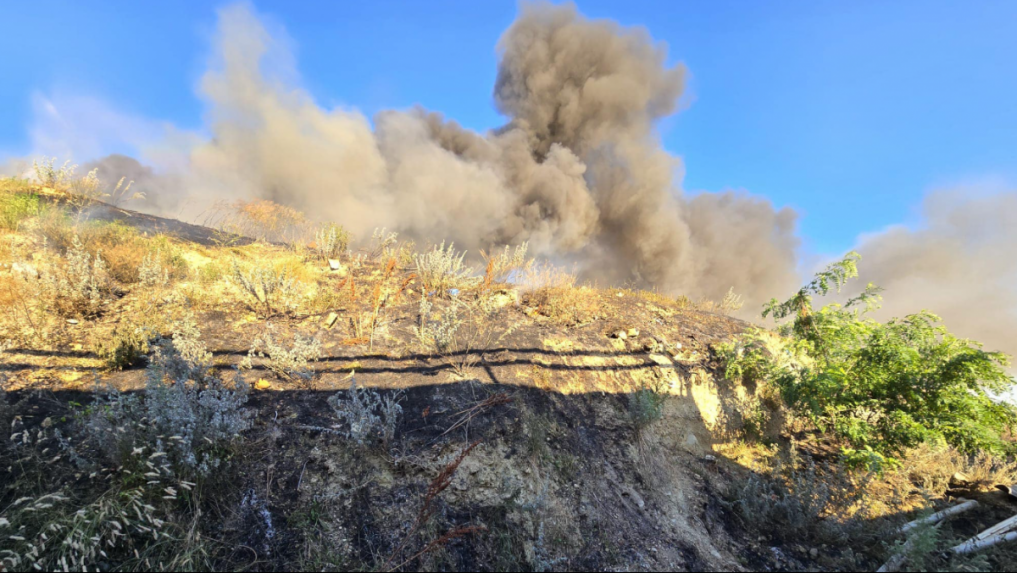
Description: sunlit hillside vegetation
xmin=1 ymin=163 xmax=1016 ymax=572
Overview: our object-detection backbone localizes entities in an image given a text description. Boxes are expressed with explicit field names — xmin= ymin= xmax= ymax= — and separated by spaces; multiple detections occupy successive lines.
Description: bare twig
xmin=387 ymin=525 xmax=486 ymax=571
xmin=439 ymin=394 xmax=512 ymax=438
xmin=381 ymin=440 xmax=480 ymax=571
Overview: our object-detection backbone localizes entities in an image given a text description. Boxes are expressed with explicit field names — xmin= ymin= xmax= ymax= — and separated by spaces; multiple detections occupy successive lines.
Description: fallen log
xmin=897 ymin=499 xmax=978 ymax=535
xmin=949 ymin=513 xmax=1017 ymax=555
xmin=951 ymin=531 xmax=1017 ymax=555
xmin=878 ymin=500 xmax=980 ymax=572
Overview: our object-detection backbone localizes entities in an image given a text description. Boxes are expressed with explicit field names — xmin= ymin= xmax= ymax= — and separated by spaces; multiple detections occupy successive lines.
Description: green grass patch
xmin=0 ymin=189 xmax=42 ymax=231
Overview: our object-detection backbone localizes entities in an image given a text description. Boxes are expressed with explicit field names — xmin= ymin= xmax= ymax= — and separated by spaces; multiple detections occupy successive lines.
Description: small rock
xmin=611 ymin=330 xmax=627 ymax=340
xmin=255 ymin=379 xmax=272 ymax=390
xmin=648 ymin=354 xmax=673 ymax=367
xmin=810 ymin=548 xmax=819 ymax=559
xmin=643 ymin=339 xmax=658 ymax=352
xmin=703 ymin=455 xmax=717 ymax=463
xmin=626 ymin=328 xmax=640 ymax=338
xmin=949 ymin=472 xmax=971 ymax=487
xmin=11 ymin=262 xmax=38 ymax=278
xmin=41 ymin=417 xmax=53 ymax=429
xmin=328 ymin=259 xmax=343 ymax=271
xmin=489 ymin=290 xmax=519 ymax=309
xmin=323 ymin=312 xmax=339 ymax=329
xmin=616 ymin=292 xmax=624 ymax=297
xmin=66 ymin=319 xmax=79 ymax=325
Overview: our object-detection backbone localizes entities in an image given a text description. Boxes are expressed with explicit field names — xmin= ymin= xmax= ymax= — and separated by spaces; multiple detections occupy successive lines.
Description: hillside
xmin=3 ymin=182 xmax=1017 ymax=572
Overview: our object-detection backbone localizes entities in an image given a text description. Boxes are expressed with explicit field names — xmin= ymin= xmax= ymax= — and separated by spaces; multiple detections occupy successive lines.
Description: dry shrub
xmin=205 ymin=199 xmax=310 ymax=244
xmin=236 ymin=199 xmax=306 ymax=238
xmin=33 ymin=206 xmax=75 ymax=248
xmin=94 ymin=321 xmax=151 ymax=370
xmin=675 ymin=294 xmax=695 ymax=309
xmin=0 ymin=273 xmax=67 ymax=347
xmin=307 ymin=278 xmax=350 ymax=314
xmin=522 ymin=262 xmax=599 ymax=325
xmin=893 ymin=442 xmax=1017 ymax=498
xmin=38 ymin=220 xmax=186 ymax=285
xmin=43 ymin=235 xmax=112 ymax=318
xmin=414 ymin=241 xmax=480 ymax=296
xmin=635 ymin=288 xmax=682 ymax=308
xmin=229 ymin=258 xmax=298 ymax=317
xmin=663 ymin=289 xmax=746 ymax=314
xmin=241 ymin=324 xmax=322 ymax=381
xmin=194 ymin=257 xmax=232 ymax=285
xmin=101 ymin=239 xmax=148 ymax=283
xmin=692 ymin=288 xmax=745 ymax=314
xmin=144 ymin=236 xmax=189 ymax=280
xmin=30 ymin=158 xmax=134 ymax=213
xmin=313 ymin=222 xmax=351 ymax=261
xmin=481 ymin=242 xmax=532 ymax=290
xmin=726 ymin=447 xmax=887 ymax=553
xmin=31 ymin=157 xmax=77 ymax=189
xmin=273 ymin=253 xmax=318 ymax=285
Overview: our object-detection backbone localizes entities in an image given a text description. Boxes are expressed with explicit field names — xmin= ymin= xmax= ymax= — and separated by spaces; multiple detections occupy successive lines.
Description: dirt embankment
xmin=1 ymin=198 xmax=772 ymax=571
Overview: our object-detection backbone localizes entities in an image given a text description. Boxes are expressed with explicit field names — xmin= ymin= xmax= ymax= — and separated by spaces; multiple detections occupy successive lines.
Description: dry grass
xmin=521 ymin=263 xmax=600 ymax=325
xmin=0 ymin=273 xmax=69 ymax=348
xmin=204 ymin=198 xmax=311 ymax=244
xmin=890 ymin=442 xmax=1017 ymax=501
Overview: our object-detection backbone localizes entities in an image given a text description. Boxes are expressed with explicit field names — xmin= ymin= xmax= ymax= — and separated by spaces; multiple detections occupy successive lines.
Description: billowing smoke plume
xmin=854 ymin=188 xmax=1017 ymax=357
xmin=10 ymin=2 xmax=1017 ymax=359
xmin=94 ymin=1 xmax=799 ymax=308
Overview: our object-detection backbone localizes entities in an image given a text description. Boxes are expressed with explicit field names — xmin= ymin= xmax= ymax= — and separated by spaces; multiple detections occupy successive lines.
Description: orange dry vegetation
xmin=234 ymin=199 xmax=306 ymax=235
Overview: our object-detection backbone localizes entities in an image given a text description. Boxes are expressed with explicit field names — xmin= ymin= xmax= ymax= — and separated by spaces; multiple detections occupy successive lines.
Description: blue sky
xmin=2 ymin=0 xmax=1015 ymax=256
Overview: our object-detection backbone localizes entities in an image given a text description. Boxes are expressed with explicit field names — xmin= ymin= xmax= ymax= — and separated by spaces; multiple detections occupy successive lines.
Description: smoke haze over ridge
xmin=160 ymin=1 xmax=801 ymax=308
xmin=6 ymin=2 xmax=1017 ymax=360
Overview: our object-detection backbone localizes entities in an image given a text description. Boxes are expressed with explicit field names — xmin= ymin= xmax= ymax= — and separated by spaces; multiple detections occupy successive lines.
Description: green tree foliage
xmin=722 ymin=252 xmax=1016 ymax=460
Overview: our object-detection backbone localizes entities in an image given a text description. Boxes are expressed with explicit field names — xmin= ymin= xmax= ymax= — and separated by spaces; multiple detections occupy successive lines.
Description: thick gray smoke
xmin=12 ymin=2 xmax=1016 ymax=359
xmin=108 ymin=1 xmax=800 ymax=308
xmin=854 ymin=189 xmax=1017 ymax=357
xmin=81 ymin=154 xmax=185 ymax=214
